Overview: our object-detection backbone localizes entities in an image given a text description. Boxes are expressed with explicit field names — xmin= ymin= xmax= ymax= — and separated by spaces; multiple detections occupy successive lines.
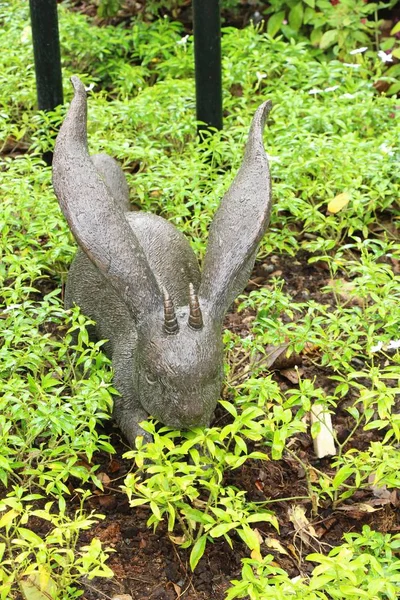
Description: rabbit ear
xmin=199 ymin=101 xmax=272 ymax=322
xmin=53 ymin=77 xmax=162 ymax=319
xmin=91 ymin=153 xmax=131 ymax=212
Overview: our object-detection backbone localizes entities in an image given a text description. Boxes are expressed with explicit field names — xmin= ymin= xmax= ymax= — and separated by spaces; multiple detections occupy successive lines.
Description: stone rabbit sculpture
xmin=53 ymin=76 xmax=272 ymax=446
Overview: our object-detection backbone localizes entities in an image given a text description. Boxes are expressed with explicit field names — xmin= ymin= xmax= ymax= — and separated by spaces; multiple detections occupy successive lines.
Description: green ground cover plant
xmin=226 ymin=525 xmax=400 ymax=599
xmin=1 ymin=0 xmax=400 ymax=597
xmin=85 ymin=0 xmax=400 ymax=67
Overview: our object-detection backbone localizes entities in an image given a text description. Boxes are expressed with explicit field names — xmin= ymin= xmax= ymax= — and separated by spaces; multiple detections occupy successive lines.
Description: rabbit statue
xmin=53 ymin=76 xmax=272 ymax=446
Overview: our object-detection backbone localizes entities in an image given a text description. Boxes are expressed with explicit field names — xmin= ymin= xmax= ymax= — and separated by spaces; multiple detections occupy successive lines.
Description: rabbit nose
xmin=180 ymin=402 xmax=207 ymax=427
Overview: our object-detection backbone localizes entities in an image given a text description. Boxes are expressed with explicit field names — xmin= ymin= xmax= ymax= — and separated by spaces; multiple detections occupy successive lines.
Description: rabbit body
xmin=53 ymin=77 xmax=272 ymax=446
xmin=66 ymin=209 xmax=223 ymax=445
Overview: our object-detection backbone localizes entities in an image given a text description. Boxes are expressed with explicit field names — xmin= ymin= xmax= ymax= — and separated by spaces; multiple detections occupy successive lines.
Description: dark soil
xmin=63 ymin=0 xmax=266 ymax=30
xmin=63 ymin=0 xmax=400 ymax=35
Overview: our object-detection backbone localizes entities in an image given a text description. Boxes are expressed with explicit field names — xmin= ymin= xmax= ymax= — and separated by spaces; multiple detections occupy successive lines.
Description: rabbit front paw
xmin=113 ymin=405 xmax=152 ymax=447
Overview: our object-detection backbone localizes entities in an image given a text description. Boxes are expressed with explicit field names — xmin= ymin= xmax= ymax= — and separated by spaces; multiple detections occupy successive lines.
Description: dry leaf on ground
xmin=288 ymin=505 xmax=319 ymax=546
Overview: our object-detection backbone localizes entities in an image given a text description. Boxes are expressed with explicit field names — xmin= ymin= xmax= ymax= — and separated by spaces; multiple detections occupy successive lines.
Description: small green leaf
xmin=17 ymin=528 xmax=43 ymax=545
xmin=333 ymin=465 xmax=353 ymax=488
xmin=303 ymin=6 xmax=315 ymax=24
xmin=237 ymin=525 xmax=260 ymax=551
xmin=248 ymin=451 xmax=268 ymax=461
xmin=234 ymin=435 xmax=247 ymax=454
xmin=311 ymin=421 xmax=321 ymax=438
xmin=20 ymin=572 xmax=57 ymax=600
xmin=183 ymin=507 xmax=214 ymax=525
xmin=320 ymin=29 xmax=338 ymax=50
xmin=167 ymin=503 xmax=176 ymax=531
xmin=0 ymin=456 xmax=12 ymax=471
xmin=219 ymin=400 xmax=237 ymax=418
xmin=346 ymin=406 xmax=359 ymax=420
xmin=149 ymin=501 xmax=162 ymax=520
xmin=31 ymin=509 xmax=54 ymax=521
xmin=310 ymin=27 xmax=323 ymax=46
xmin=387 ymin=81 xmax=400 ymax=96
xmin=190 ymin=535 xmax=207 ymax=571
xmin=0 ymin=509 xmax=19 ymax=528
xmin=267 ymin=11 xmax=286 ymax=38
xmin=289 ymin=3 xmax=304 ymax=32
xmin=390 ymin=21 xmax=400 ymax=35
xmin=247 ymin=512 xmax=279 ymax=530
xmin=208 ymin=522 xmax=238 ymax=538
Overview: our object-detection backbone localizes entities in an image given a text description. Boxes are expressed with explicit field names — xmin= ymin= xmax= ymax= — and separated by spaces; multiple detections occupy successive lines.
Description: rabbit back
xmin=65 ymin=211 xmax=201 ymax=354
xmin=127 ymin=212 xmax=201 ymax=306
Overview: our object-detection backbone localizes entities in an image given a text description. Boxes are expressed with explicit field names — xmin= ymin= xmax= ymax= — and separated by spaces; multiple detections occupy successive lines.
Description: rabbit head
xmin=53 ymin=77 xmax=272 ymax=441
xmin=135 ymin=301 xmax=224 ymax=429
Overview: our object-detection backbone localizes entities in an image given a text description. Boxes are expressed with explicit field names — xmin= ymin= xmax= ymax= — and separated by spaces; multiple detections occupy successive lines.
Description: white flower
xmin=370 ymin=339 xmax=400 ymax=353
xmin=387 ymin=340 xmax=400 ymax=350
xmin=21 ymin=25 xmax=31 ymax=44
xmin=378 ymin=50 xmax=393 ymax=63
xmin=309 ymin=85 xmax=339 ymax=95
xmin=3 ymin=304 xmax=22 ymax=313
xmin=177 ymin=35 xmax=189 ymax=46
xmin=379 ymin=143 xmax=394 ymax=156
xmin=85 ymin=83 xmax=95 ymax=92
xmin=242 ymin=335 xmax=253 ymax=343
xmin=350 ymin=47 xmax=368 ymax=55
xmin=370 ymin=341 xmax=384 ymax=353
xmin=343 ymin=63 xmax=362 ymax=69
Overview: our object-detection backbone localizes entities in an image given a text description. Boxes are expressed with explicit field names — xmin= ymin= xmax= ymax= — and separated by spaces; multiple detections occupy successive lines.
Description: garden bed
xmin=1 ymin=1 xmax=400 ymax=599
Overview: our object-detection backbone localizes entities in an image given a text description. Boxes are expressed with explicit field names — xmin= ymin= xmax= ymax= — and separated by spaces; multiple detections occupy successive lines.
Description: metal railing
xmin=29 ymin=0 xmax=63 ymax=111
xmin=29 ymin=0 xmax=223 ymax=132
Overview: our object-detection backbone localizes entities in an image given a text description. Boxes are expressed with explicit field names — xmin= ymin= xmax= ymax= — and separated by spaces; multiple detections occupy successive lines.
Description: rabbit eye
xmin=145 ymin=373 xmax=158 ymax=385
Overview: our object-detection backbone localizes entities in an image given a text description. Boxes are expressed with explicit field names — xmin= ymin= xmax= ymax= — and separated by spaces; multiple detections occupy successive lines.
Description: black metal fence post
xmin=29 ymin=0 xmax=63 ymax=111
xmin=193 ymin=0 xmax=223 ymax=133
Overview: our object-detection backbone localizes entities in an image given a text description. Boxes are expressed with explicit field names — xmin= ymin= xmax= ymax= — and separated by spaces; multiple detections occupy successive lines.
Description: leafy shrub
xmin=123 ymin=400 xmax=297 ymax=569
xmin=227 ymin=526 xmax=400 ymax=599
xmin=93 ymin=0 xmax=241 ymax=19
xmin=0 ymin=489 xmax=113 ymax=600
xmin=265 ymin=0 xmax=396 ymax=54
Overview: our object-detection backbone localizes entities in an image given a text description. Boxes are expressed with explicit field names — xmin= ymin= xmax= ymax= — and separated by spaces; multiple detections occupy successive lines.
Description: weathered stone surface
xmin=52 ymin=76 xmax=272 ymax=446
